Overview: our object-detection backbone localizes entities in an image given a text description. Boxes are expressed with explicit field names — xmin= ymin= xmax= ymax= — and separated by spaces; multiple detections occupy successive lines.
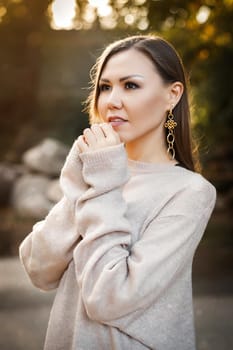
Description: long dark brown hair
xmin=85 ymin=34 xmax=199 ymax=172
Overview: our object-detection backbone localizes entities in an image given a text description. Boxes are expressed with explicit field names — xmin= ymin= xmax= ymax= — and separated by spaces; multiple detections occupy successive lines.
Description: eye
xmin=99 ymin=84 xmax=111 ymax=92
xmin=125 ymin=81 xmax=139 ymax=89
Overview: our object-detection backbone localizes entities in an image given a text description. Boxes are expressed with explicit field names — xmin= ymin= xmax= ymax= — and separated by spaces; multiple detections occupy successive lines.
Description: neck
xmin=125 ymin=131 xmax=175 ymax=164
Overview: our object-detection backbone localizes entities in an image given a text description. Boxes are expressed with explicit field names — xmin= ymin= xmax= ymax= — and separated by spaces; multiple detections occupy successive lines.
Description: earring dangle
xmin=164 ymin=107 xmax=177 ymax=159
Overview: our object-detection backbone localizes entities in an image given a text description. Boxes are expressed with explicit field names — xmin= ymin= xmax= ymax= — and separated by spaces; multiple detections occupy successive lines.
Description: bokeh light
xmin=196 ymin=5 xmax=211 ymax=24
xmin=49 ymin=0 xmax=77 ymax=30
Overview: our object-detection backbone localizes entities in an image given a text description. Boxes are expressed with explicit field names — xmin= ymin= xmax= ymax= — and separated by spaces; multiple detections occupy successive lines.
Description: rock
xmin=46 ymin=179 xmax=63 ymax=203
xmin=0 ymin=163 xmax=25 ymax=206
xmin=22 ymin=138 xmax=69 ymax=176
xmin=11 ymin=174 xmax=54 ymax=219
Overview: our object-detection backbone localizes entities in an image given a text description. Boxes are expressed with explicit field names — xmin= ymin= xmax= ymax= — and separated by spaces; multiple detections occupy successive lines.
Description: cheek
xmin=96 ymin=96 xmax=105 ymax=116
xmin=148 ymin=91 xmax=168 ymax=110
xmin=133 ymin=93 xmax=167 ymax=121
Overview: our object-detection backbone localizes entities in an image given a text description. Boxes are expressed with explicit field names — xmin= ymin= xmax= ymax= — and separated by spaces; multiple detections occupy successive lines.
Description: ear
xmin=168 ymin=81 xmax=184 ymax=108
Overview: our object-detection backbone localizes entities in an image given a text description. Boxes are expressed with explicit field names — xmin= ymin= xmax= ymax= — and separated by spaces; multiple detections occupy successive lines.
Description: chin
xmin=116 ymin=134 xmax=130 ymax=144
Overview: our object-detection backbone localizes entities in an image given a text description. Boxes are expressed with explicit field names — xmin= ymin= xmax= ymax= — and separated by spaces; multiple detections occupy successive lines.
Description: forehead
xmin=100 ymin=48 xmax=157 ymax=79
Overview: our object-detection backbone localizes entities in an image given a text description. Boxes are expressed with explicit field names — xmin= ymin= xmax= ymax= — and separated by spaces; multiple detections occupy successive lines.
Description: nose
xmin=107 ymin=88 xmax=123 ymax=109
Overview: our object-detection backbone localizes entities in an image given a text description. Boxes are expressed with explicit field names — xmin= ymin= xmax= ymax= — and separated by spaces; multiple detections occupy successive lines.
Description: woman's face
xmin=96 ymin=48 xmax=172 ymax=147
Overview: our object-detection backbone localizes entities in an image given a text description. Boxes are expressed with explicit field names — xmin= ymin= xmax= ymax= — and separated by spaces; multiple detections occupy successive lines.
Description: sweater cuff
xmin=60 ymin=140 xmax=88 ymax=200
xmin=79 ymin=143 xmax=129 ymax=194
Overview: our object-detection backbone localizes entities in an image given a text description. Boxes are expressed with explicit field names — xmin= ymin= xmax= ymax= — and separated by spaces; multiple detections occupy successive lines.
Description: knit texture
xmin=19 ymin=141 xmax=216 ymax=350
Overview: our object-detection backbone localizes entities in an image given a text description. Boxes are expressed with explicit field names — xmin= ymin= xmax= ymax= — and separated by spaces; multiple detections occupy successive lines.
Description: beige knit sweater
xmin=19 ymin=141 xmax=216 ymax=350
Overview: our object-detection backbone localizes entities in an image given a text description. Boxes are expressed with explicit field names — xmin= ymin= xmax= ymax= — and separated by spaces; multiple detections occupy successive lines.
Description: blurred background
xmin=0 ymin=0 xmax=232 ymax=349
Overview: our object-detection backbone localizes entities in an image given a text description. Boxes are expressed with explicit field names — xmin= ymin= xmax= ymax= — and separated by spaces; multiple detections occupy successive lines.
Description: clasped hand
xmin=77 ymin=123 xmax=121 ymax=153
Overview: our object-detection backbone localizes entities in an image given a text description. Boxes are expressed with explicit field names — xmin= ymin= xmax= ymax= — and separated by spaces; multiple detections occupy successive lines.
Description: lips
xmin=108 ymin=116 xmax=128 ymax=128
xmin=108 ymin=116 xmax=128 ymax=123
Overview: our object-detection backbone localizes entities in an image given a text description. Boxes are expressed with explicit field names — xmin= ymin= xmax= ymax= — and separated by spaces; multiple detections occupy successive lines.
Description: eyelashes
xmin=99 ymin=81 xmax=140 ymax=92
xmin=125 ymin=82 xmax=139 ymax=89
xmin=99 ymin=84 xmax=111 ymax=92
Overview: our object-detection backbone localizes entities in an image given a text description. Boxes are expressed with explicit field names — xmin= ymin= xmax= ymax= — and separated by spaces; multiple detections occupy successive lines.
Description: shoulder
xmin=173 ymin=167 xmax=217 ymax=211
xmin=181 ymin=168 xmax=216 ymax=196
xmin=127 ymin=163 xmax=216 ymax=215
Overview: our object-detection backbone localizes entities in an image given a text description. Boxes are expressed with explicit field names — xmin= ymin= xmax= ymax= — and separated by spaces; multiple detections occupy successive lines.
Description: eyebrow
xmin=99 ymin=74 xmax=144 ymax=83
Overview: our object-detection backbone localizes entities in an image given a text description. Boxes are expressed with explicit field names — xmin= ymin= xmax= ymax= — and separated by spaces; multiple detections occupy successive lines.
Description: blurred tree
xmin=0 ymin=0 xmax=53 ymax=161
xmin=0 ymin=0 xmax=232 ymax=163
xmin=0 ymin=0 xmax=52 ymax=29
xmin=147 ymin=0 xmax=233 ymax=152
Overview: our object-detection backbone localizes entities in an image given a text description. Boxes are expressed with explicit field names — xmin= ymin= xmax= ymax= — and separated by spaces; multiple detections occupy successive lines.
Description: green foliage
xmin=0 ymin=0 xmax=232 ymax=160
xmin=146 ymin=0 xmax=233 ymax=146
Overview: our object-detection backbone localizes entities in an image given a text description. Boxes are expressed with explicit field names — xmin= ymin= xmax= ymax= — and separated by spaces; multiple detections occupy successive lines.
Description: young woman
xmin=19 ymin=35 xmax=216 ymax=350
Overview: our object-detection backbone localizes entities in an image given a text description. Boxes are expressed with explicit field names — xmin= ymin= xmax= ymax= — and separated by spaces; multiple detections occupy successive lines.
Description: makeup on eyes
xmin=100 ymin=74 xmax=144 ymax=82
xmin=99 ymin=82 xmax=140 ymax=91
xmin=99 ymin=79 xmax=143 ymax=94
xmin=99 ymin=74 xmax=144 ymax=88
xmin=124 ymin=82 xmax=139 ymax=89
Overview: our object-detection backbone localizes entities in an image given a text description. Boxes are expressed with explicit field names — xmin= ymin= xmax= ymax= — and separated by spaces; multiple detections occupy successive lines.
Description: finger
xmin=100 ymin=123 xmax=114 ymax=137
xmin=101 ymin=123 xmax=121 ymax=143
xmin=83 ymin=128 xmax=97 ymax=146
xmin=90 ymin=123 xmax=106 ymax=140
xmin=76 ymin=135 xmax=89 ymax=153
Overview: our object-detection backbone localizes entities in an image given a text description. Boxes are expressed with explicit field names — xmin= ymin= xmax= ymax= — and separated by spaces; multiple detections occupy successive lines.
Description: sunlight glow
xmin=88 ymin=0 xmax=109 ymax=8
xmin=50 ymin=0 xmax=76 ymax=30
xmin=83 ymin=5 xmax=96 ymax=24
xmin=138 ymin=17 xmax=149 ymax=31
xmin=0 ymin=6 xmax=7 ymax=17
xmin=48 ymin=0 xmax=149 ymax=30
xmin=97 ymin=4 xmax=112 ymax=17
xmin=88 ymin=0 xmax=112 ymax=17
xmin=125 ymin=13 xmax=135 ymax=25
xmin=196 ymin=6 xmax=211 ymax=24
xmin=0 ymin=6 xmax=7 ymax=23
xmin=135 ymin=0 xmax=146 ymax=4
xmin=100 ymin=15 xmax=117 ymax=29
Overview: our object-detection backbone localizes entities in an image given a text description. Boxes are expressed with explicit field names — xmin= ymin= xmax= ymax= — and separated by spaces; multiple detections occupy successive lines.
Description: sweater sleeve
xmin=19 ymin=140 xmax=88 ymax=291
xmin=74 ymin=144 xmax=216 ymax=325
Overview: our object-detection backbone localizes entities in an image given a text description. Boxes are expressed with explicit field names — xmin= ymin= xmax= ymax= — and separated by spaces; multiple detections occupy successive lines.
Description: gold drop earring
xmin=164 ymin=106 xmax=177 ymax=159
